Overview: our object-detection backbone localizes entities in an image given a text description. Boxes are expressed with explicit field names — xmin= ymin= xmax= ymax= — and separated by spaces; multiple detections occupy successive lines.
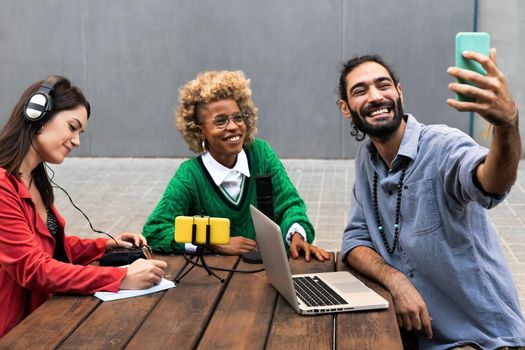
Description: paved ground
xmin=50 ymin=157 xmax=525 ymax=311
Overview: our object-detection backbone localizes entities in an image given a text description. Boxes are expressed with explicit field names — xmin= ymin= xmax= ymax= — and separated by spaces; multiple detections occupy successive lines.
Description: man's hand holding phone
xmin=447 ymin=33 xmax=520 ymax=197
xmin=447 ymin=40 xmax=517 ymax=127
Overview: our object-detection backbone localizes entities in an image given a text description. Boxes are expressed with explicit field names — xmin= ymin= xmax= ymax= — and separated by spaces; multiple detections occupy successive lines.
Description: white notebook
xmin=94 ymin=278 xmax=175 ymax=302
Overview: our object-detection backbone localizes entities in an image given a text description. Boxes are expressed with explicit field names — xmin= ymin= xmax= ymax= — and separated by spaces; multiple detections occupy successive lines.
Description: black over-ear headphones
xmin=23 ymin=77 xmax=59 ymax=123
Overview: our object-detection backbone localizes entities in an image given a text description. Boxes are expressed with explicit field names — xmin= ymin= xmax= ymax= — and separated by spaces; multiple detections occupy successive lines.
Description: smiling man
xmin=338 ymin=54 xmax=525 ymax=349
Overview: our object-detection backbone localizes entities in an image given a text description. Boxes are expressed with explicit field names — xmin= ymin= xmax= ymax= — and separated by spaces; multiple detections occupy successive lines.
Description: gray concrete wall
xmin=2 ymin=0 xmax=518 ymax=158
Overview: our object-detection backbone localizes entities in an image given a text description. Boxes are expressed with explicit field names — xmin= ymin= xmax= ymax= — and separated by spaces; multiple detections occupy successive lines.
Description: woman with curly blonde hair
xmin=143 ymin=70 xmax=329 ymax=261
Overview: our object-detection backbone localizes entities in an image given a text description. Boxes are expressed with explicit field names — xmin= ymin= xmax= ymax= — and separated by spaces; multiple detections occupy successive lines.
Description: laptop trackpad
xmin=332 ymin=281 xmax=370 ymax=294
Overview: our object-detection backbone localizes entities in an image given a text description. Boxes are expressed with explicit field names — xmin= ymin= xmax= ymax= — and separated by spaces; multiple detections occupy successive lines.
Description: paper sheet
xmin=94 ymin=278 xmax=175 ymax=302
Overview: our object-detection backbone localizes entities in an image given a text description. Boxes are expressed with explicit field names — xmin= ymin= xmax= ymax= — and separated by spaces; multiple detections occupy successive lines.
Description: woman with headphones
xmin=0 ymin=76 xmax=167 ymax=337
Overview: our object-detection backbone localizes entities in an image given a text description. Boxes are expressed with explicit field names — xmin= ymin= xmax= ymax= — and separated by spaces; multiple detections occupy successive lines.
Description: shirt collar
xmin=396 ymin=114 xmax=421 ymax=162
xmin=0 ymin=169 xmax=31 ymax=199
xmin=201 ymin=149 xmax=251 ymax=186
xmin=366 ymin=114 xmax=422 ymax=170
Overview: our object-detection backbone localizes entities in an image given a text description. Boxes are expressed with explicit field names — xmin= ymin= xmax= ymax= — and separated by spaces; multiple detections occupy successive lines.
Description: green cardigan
xmin=142 ymin=139 xmax=315 ymax=253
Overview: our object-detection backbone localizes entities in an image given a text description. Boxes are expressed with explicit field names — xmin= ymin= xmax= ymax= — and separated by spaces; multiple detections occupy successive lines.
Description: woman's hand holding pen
xmin=105 ymin=233 xmax=168 ymax=289
xmin=120 ymin=258 xmax=168 ymax=289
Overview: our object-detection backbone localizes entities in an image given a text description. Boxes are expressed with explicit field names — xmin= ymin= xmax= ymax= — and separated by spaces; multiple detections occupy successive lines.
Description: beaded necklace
xmin=372 ymin=159 xmax=408 ymax=254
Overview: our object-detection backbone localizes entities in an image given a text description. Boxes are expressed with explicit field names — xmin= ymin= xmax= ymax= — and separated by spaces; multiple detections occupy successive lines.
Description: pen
xmin=143 ymin=246 xmax=172 ymax=280
xmin=143 ymin=246 xmax=154 ymax=260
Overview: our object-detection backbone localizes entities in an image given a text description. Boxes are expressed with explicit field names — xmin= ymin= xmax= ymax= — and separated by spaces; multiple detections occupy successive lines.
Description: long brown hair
xmin=0 ymin=76 xmax=90 ymax=207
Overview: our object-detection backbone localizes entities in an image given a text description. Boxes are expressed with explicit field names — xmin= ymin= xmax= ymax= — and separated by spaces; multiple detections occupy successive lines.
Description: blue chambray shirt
xmin=341 ymin=115 xmax=525 ymax=349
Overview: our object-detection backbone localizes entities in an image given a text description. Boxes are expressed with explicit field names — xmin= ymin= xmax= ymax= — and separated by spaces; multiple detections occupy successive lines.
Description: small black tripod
xmin=174 ymin=217 xmax=224 ymax=283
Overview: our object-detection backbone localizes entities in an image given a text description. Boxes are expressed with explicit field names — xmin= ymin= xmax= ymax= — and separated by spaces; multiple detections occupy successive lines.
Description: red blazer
xmin=0 ymin=169 xmax=127 ymax=337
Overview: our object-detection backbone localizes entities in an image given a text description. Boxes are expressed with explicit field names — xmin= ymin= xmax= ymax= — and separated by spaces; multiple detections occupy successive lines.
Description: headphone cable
xmin=29 ymin=139 xmax=119 ymax=246
xmin=45 ymin=163 xmax=119 ymax=245
xmin=182 ymin=253 xmax=265 ymax=273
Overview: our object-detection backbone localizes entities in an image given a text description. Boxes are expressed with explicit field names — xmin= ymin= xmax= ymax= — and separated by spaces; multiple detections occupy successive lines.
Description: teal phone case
xmin=455 ymin=32 xmax=490 ymax=102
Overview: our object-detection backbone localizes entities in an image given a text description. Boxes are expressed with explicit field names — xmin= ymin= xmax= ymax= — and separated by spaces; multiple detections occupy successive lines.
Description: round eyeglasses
xmin=211 ymin=112 xmax=249 ymax=129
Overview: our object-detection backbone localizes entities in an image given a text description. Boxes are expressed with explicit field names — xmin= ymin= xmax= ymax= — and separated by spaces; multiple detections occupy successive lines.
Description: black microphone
xmin=243 ymin=174 xmax=274 ymax=264
xmin=255 ymin=174 xmax=274 ymax=220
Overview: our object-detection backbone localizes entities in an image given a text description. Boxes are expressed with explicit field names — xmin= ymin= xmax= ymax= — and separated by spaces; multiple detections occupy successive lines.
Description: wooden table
xmin=0 ymin=253 xmax=402 ymax=349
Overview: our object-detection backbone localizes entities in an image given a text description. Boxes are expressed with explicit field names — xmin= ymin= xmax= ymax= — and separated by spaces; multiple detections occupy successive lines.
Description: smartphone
xmin=174 ymin=216 xmax=230 ymax=245
xmin=455 ymin=32 xmax=490 ymax=102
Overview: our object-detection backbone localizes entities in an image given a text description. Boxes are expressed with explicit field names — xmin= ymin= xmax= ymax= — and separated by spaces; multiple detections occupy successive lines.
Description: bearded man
xmin=338 ymin=53 xmax=524 ymax=350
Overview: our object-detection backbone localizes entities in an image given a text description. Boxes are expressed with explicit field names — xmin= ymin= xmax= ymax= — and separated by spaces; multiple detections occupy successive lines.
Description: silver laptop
xmin=250 ymin=205 xmax=388 ymax=315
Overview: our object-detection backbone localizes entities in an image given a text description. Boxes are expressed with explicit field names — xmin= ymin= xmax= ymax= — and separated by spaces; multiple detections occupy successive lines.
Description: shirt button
xmin=409 ymin=273 xmax=415 ymax=278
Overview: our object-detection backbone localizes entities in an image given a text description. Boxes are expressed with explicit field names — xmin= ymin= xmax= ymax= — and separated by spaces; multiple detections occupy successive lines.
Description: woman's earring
xmin=201 ymin=139 xmax=206 ymax=151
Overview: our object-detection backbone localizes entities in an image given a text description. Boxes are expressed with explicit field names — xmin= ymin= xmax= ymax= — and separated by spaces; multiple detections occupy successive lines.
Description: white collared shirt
xmin=202 ymin=149 xmax=250 ymax=199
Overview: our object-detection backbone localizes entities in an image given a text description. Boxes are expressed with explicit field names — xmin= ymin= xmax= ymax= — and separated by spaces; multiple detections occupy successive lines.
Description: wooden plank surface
xmin=126 ymin=254 xmax=239 ymax=350
xmin=335 ymin=255 xmax=402 ymax=350
xmin=265 ymin=254 xmax=336 ymax=350
xmin=0 ymin=295 xmax=100 ymax=349
xmin=197 ymin=259 xmax=276 ymax=349
xmin=57 ymin=254 xmax=186 ymax=350
xmin=1 ymin=253 xmax=403 ymax=350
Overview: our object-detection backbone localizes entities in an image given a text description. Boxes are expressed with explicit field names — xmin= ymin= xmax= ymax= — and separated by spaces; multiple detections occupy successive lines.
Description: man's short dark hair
xmin=338 ymin=55 xmax=399 ymax=103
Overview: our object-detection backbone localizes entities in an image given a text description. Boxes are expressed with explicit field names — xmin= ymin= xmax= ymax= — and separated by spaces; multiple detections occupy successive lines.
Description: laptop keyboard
xmin=293 ymin=276 xmax=347 ymax=307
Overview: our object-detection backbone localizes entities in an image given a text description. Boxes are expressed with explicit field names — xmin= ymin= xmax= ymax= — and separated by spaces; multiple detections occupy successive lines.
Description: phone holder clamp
xmin=174 ymin=216 xmax=225 ymax=283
